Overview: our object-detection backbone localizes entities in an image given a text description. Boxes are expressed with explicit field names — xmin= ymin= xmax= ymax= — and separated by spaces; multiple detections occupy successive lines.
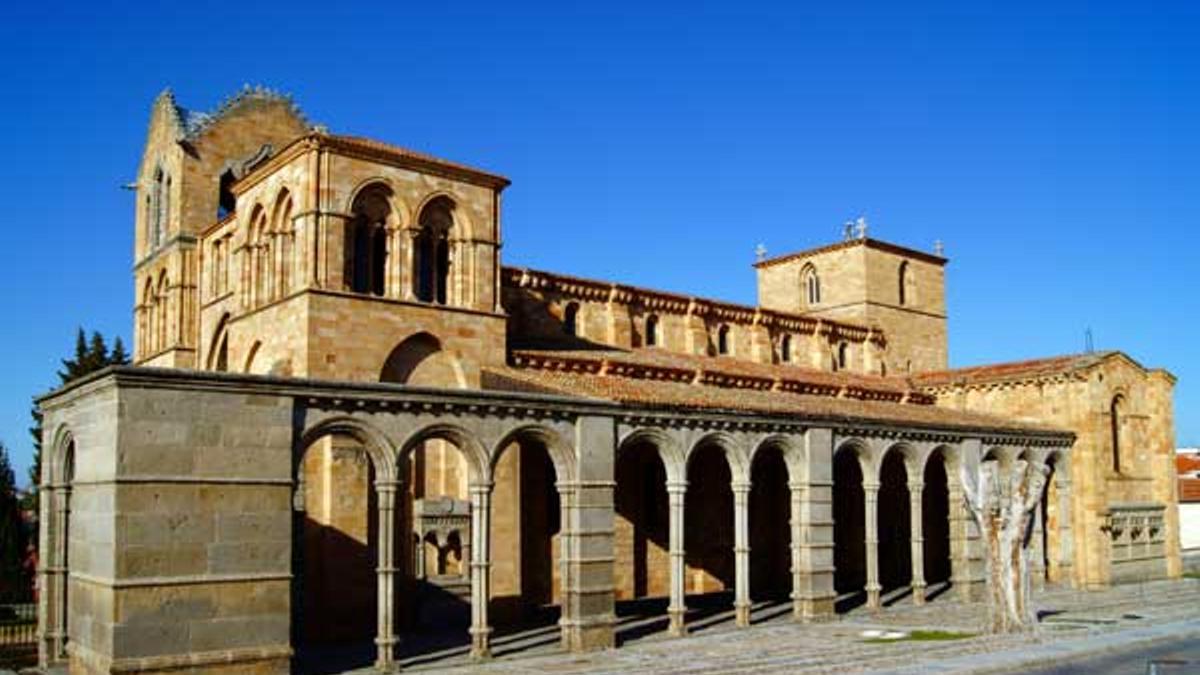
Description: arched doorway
xmin=833 ymin=445 xmax=866 ymax=612
xmin=749 ymin=446 xmax=790 ymax=605
xmin=877 ymin=450 xmax=912 ymax=601
xmin=684 ymin=442 xmax=734 ymax=626
xmin=489 ymin=431 xmax=567 ymax=638
xmin=292 ymin=432 xmax=381 ymax=673
xmin=923 ymin=449 xmax=952 ymax=597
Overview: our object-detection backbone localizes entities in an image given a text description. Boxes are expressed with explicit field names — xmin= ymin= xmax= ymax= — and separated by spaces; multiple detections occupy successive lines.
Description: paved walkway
xmin=385 ymin=579 xmax=1200 ymax=673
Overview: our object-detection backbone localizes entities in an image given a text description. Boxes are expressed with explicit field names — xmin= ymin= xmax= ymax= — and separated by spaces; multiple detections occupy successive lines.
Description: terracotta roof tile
xmin=1179 ymin=478 xmax=1200 ymax=503
xmin=913 ymin=352 xmax=1119 ymax=388
xmin=325 ymin=134 xmax=510 ymax=187
xmin=483 ymin=365 xmax=1066 ymax=436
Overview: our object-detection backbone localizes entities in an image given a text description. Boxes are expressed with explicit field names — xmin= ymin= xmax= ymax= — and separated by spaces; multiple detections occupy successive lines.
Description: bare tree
xmin=960 ymin=458 xmax=1049 ymax=633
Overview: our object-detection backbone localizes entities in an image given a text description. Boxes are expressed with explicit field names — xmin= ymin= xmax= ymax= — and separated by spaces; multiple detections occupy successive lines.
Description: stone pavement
xmin=395 ymin=579 xmax=1200 ymax=673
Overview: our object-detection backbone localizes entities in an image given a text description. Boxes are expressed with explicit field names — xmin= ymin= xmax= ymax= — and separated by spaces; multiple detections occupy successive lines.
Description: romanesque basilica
xmin=35 ymin=87 xmax=1181 ymax=674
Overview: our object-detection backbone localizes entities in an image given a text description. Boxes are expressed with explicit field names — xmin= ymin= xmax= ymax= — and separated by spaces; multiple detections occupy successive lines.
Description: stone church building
xmin=36 ymin=88 xmax=1181 ymax=674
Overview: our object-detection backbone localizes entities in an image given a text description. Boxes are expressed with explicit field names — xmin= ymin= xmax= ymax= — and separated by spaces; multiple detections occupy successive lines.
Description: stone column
xmin=52 ymin=486 xmax=70 ymax=660
xmin=733 ymin=481 xmax=752 ymax=627
xmin=864 ymin=481 xmax=882 ymax=610
xmin=788 ymin=479 xmax=805 ymax=620
xmin=414 ymin=531 xmax=426 ymax=579
xmin=403 ymin=228 xmax=420 ymax=301
xmin=795 ymin=428 xmax=835 ymax=620
xmin=1030 ymin=502 xmax=1046 ymax=592
xmin=667 ymin=480 xmax=688 ymax=636
xmin=557 ymin=482 xmax=574 ymax=650
xmin=908 ymin=479 xmax=926 ymax=605
xmin=562 ymin=416 xmax=616 ymax=651
xmin=374 ymin=483 xmax=397 ymax=670
xmin=469 ymin=482 xmax=494 ymax=659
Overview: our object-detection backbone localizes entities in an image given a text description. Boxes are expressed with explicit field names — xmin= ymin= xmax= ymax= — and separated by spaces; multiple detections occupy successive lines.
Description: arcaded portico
xmin=37 ymin=366 xmax=1072 ymax=673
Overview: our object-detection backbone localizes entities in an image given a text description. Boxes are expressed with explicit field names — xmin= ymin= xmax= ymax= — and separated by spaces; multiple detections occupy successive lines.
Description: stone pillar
xmin=52 ymin=486 xmax=70 ymax=660
xmin=667 ymin=480 xmax=688 ymax=636
xmin=563 ymin=416 xmax=616 ymax=651
xmin=469 ymin=482 xmax=494 ymax=659
xmin=864 ymin=481 xmax=882 ymax=610
xmin=403 ymin=228 xmax=420 ymax=301
xmin=1030 ymin=502 xmax=1046 ymax=592
xmin=557 ymin=483 xmax=574 ymax=649
xmin=414 ymin=531 xmax=426 ymax=579
xmin=789 ymin=479 xmax=805 ymax=619
xmin=908 ymin=479 xmax=926 ymax=605
xmin=795 ymin=428 xmax=835 ymax=620
xmin=733 ymin=481 xmax=752 ymax=627
xmin=374 ymin=484 xmax=397 ymax=670
xmin=1058 ymin=481 xmax=1075 ymax=587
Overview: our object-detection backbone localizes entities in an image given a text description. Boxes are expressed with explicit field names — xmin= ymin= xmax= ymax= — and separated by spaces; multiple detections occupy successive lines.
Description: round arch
xmin=685 ymin=431 xmax=748 ymax=484
xmin=380 ymin=332 xmax=467 ymax=388
xmin=296 ymin=416 xmax=397 ymax=483
xmin=345 ymin=177 xmax=410 ymax=228
xmin=206 ymin=313 xmax=231 ymax=372
xmin=617 ymin=428 xmax=686 ymax=484
xmin=414 ymin=190 xmax=473 ymax=241
xmin=397 ymin=423 xmax=490 ymax=487
xmin=748 ymin=434 xmax=805 ymax=485
xmin=875 ymin=442 xmax=920 ymax=484
xmin=490 ymin=423 xmax=577 ymax=486
xmin=834 ymin=438 xmax=873 ymax=477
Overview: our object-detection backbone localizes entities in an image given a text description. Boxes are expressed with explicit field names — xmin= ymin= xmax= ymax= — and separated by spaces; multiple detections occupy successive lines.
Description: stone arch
xmin=347 ymin=182 xmax=395 ymax=297
xmin=413 ymin=193 xmax=463 ymax=304
xmin=155 ymin=270 xmax=170 ymax=351
xmin=748 ymin=435 xmax=798 ymax=601
xmin=397 ymin=423 xmax=490 ymax=487
xmin=685 ymin=431 xmax=748 ymax=483
xmin=617 ymin=428 xmax=686 ymax=484
xmin=45 ymin=425 xmax=76 ymax=660
xmin=1109 ymin=393 xmax=1126 ymax=473
xmin=833 ymin=439 xmax=870 ymax=608
xmin=490 ymin=424 xmax=577 ymax=486
xmin=270 ymin=187 xmax=295 ymax=297
xmin=379 ymin=332 xmax=467 ymax=389
xmin=414 ymin=190 xmax=473 ymax=240
xmin=877 ymin=444 xmax=913 ymax=594
xmin=801 ymin=263 xmax=820 ymax=306
xmin=345 ymin=176 xmax=410 ymax=225
xmin=874 ymin=442 xmax=920 ymax=484
xmin=922 ymin=445 xmax=955 ymax=590
xmin=296 ymin=416 xmax=397 ymax=483
xmin=749 ymin=434 xmax=805 ymax=484
xmin=206 ymin=313 xmax=231 ymax=372
xmin=244 ymin=340 xmax=263 ymax=374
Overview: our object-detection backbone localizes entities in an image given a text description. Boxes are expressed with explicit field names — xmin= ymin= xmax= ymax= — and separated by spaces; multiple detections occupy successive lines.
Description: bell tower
xmin=755 ymin=226 xmax=948 ymax=374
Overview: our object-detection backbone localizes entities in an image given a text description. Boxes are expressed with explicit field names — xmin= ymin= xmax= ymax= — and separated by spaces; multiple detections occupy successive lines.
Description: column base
xmin=735 ymin=602 xmax=752 ymax=627
xmin=560 ymin=616 xmax=617 ymax=652
xmin=469 ymin=626 xmax=493 ymax=660
xmin=793 ymin=596 xmax=836 ymax=622
xmin=866 ymin=586 xmax=882 ymax=610
xmin=668 ymin=607 xmax=688 ymax=637
xmin=912 ymin=583 xmax=927 ymax=606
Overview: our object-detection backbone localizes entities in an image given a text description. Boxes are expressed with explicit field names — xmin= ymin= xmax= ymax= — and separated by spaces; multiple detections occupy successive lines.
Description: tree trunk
xmin=960 ymin=459 xmax=1049 ymax=633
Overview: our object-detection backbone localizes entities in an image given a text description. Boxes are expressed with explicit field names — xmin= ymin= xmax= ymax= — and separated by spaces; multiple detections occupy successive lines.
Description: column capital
xmin=731 ymin=481 xmax=751 ymax=494
xmin=666 ymin=480 xmax=688 ymax=494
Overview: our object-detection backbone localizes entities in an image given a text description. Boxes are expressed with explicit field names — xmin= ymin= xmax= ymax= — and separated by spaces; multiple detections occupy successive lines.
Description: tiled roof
xmin=510 ymin=346 xmax=918 ymax=401
xmin=754 ymin=237 xmax=947 ymax=269
xmin=1178 ymin=453 xmax=1200 ymax=476
xmin=913 ymin=352 xmax=1120 ymax=388
xmin=483 ymin=365 xmax=1065 ymax=436
xmin=1180 ymin=478 xmax=1200 ymax=503
xmin=324 ymin=134 xmax=510 ymax=187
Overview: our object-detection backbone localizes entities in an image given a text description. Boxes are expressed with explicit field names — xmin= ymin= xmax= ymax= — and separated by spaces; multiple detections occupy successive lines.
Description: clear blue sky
xmin=1 ymin=2 xmax=1196 ymax=485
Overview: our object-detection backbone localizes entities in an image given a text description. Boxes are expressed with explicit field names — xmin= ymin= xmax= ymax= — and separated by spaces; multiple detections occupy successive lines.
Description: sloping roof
xmin=913 ymin=352 xmax=1121 ymax=388
xmin=1180 ymin=478 xmax=1200 ymax=503
xmin=510 ymin=346 xmax=917 ymax=400
xmin=323 ymin=134 xmax=510 ymax=188
xmin=1178 ymin=453 xmax=1200 ymax=476
xmin=754 ymin=237 xmax=947 ymax=269
xmin=484 ymin=365 xmax=1067 ymax=437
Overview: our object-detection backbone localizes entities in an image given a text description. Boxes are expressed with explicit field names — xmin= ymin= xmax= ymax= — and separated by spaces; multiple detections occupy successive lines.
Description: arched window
xmin=348 ymin=184 xmax=392 ymax=296
xmin=645 ymin=314 xmax=659 ymax=347
xmin=802 ymin=264 xmax=820 ymax=306
xmin=156 ymin=273 xmax=170 ymax=351
xmin=415 ymin=196 xmax=454 ymax=304
xmin=780 ymin=334 xmax=792 ymax=363
xmin=717 ymin=324 xmax=731 ymax=355
xmin=898 ymin=261 xmax=910 ymax=306
xmin=149 ymin=167 xmax=165 ymax=248
xmin=218 ymin=169 xmax=237 ymax=219
xmin=1110 ymin=395 xmax=1124 ymax=473
xmin=563 ymin=302 xmax=580 ymax=336
xmin=248 ymin=206 xmax=270 ymax=306
xmin=273 ymin=190 xmax=294 ymax=298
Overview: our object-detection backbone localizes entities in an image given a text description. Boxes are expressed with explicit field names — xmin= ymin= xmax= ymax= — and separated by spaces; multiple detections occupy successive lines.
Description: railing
xmin=0 ymin=603 xmax=37 ymax=669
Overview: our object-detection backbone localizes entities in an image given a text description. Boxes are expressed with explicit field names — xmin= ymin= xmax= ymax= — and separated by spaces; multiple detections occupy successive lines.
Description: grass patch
xmin=1183 ymin=572 xmax=1200 ymax=580
xmin=864 ymin=630 xmax=976 ymax=644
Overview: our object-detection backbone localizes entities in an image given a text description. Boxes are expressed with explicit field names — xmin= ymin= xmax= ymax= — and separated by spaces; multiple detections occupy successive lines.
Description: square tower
xmin=755 ymin=236 xmax=948 ymax=374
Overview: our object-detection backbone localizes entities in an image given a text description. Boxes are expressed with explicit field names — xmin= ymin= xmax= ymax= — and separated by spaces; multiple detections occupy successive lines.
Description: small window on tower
xmin=780 ymin=334 xmax=792 ymax=363
xmin=801 ymin=264 xmax=820 ymax=307
xmin=717 ymin=324 xmax=731 ymax=355
xmin=218 ymin=169 xmax=237 ymax=219
xmin=645 ymin=314 xmax=659 ymax=347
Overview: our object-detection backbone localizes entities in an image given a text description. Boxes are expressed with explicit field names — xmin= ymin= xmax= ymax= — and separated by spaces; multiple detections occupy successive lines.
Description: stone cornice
xmin=754 ymin=236 xmax=948 ymax=269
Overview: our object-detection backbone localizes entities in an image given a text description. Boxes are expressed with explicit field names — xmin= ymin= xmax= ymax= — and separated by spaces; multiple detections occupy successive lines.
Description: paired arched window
xmin=898 ymin=261 xmax=910 ymax=306
xmin=563 ymin=302 xmax=580 ymax=336
xmin=717 ymin=324 xmax=731 ymax=355
xmin=780 ymin=334 xmax=792 ymax=363
xmin=645 ymin=314 xmax=659 ymax=347
xmin=1110 ymin=395 xmax=1124 ymax=473
xmin=348 ymin=184 xmax=392 ymax=296
xmin=802 ymin=264 xmax=820 ymax=306
xmin=415 ymin=196 xmax=454 ymax=304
